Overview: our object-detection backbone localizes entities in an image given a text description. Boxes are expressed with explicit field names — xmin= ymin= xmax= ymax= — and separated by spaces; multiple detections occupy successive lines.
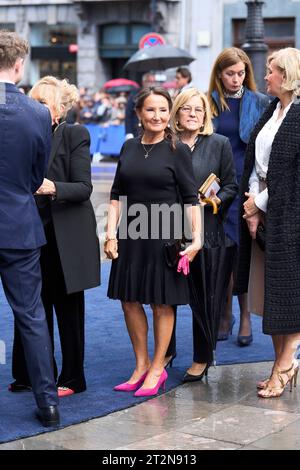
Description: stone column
xmin=15 ymin=6 xmax=31 ymax=85
xmin=75 ymin=4 xmax=108 ymax=92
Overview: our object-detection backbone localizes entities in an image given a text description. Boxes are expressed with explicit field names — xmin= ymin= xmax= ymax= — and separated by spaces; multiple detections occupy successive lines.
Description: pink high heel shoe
xmin=134 ymin=369 xmax=168 ymax=397
xmin=114 ymin=371 xmax=148 ymax=392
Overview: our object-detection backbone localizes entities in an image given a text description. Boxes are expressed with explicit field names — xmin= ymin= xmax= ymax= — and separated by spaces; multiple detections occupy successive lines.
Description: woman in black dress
xmin=105 ymin=87 xmax=201 ymax=396
xmin=170 ymin=88 xmax=238 ymax=381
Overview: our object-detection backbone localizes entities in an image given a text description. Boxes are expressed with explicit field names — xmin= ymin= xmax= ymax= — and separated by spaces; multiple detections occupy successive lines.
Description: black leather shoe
xmin=36 ymin=406 xmax=60 ymax=427
xmin=182 ymin=363 xmax=210 ymax=383
xmin=237 ymin=332 xmax=253 ymax=347
xmin=9 ymin=381 xmax=32 ymax=392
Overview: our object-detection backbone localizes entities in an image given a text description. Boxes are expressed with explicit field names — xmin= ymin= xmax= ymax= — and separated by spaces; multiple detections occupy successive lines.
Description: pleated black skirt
xmin=107 ymin=236 xmax=190 ymax=305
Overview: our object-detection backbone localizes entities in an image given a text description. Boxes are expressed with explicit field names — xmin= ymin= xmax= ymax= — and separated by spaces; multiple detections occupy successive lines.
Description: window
xmin=233 ymin=18 xmax=295 ymax=53
xmin=99 ymin=23 xmax=151 ymax=58
xmin=30 ymin=24 xmax=77 ymax=47
xmin=0 ymin=23 xmax=15 ymax=31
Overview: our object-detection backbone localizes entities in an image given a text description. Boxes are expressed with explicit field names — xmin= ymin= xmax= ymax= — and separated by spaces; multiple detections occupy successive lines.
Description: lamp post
xmin=242 ymin=0 xmax=268 ymax=92
xmin=150 ymin=0 xmax=158 ymax=32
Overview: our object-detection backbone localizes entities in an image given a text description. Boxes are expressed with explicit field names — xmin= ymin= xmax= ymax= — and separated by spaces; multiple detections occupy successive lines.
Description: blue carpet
xmin=0 ymin=261 xmax=275 ymax=443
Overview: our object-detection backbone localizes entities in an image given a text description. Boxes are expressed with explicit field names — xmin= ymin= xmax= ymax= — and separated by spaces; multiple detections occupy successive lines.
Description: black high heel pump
xmin=164 ymin=353 xmax=177 ymax=368
xmin=182 ymin=363 xmax=210 ymax=383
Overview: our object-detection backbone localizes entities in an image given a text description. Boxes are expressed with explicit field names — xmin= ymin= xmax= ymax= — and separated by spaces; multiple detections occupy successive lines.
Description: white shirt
xmin=248 ymin=99 xmax=293 ymax=212
xmin=0 ymin=79 xmax=15 ymax=84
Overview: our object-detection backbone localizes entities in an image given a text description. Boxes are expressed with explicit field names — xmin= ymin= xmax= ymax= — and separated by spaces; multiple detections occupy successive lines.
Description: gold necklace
xmin=141 ymin=142 xmax=157 ymax=158
xmin=141 ymin=138 xmax=164 ymax=158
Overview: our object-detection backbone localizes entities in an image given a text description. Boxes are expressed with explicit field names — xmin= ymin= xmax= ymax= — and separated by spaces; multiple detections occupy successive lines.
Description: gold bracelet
xmin=105 ymin=235 xmax=117 ymax=242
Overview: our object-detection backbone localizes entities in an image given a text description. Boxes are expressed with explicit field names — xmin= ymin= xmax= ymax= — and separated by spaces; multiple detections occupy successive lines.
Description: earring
xmin=138 ymin=121 xmax=142 ymax=127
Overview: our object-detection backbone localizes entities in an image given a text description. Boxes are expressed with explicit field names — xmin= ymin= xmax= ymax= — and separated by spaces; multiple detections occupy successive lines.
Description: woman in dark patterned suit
xmin=237 ymin=48 xmax=300 ymax=397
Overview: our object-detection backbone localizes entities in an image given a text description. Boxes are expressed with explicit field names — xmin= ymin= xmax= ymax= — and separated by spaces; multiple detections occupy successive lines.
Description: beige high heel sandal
xmin=257 ymin=362 xmax=299 ymax=398
xmin=257 ymin=359 xmax=298 ymax=390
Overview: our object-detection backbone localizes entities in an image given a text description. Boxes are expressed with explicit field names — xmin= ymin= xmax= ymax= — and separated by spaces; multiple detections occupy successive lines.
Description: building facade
xmin=0 ymin=0 xmax=299 ymax=92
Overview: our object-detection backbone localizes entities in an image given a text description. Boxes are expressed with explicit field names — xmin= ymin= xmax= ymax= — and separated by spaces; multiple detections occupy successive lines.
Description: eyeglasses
xmin=179 ymin=106 xmax=205 ymax=114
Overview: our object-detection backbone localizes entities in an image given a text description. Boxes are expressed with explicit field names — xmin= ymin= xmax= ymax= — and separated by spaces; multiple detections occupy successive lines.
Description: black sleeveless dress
xmin=107 ymin=137 xmax=198 ymax=305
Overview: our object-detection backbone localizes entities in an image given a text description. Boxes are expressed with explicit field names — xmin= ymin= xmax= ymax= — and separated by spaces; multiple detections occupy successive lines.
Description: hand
xmin=243 ymin=192 xmax=259 ymax=218
xmin=35 ymin=178 xmax=56 ymax=196
xmin=198 ymin=194 xmax=207 ymax=206
xmin=104 ymin=239 xmax=118 ymax=260
xmin=209 ymin=189 xmax=221 ymax=206
xmin=180 ymin=240 xmax=201 ymax=263
xmin=246 ymin=213 xmax=261 ymax=239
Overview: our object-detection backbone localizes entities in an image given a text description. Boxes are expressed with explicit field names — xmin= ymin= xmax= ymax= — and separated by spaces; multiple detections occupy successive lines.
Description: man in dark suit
xmin=124 ymin=73 xmax=156 ymax=140
xmin=0 ymin=30 xmax=59 ymax=426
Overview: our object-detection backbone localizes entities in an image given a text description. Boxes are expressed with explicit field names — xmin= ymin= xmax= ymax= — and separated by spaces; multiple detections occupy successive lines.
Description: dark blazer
xmin=192 ymin=133 xmax=238 ymax=219
xmin=125 ymin=89 xmax=139 ymax=137
xmin=36 ymin=122 xmax=100 ymax=294
xmin=236 ymin=97 xmax=300 ymax=335
xmin=0 ymin=83 xmax=51 ymax=249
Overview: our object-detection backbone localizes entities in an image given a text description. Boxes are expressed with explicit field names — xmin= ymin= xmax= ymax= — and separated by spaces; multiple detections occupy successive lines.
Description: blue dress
xmin=215 ymin=98 xmax=247 ymax=245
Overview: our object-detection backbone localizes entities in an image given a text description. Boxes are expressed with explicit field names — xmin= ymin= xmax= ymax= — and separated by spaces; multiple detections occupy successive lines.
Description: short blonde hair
xmin=170 ymin=88 xmax=214 ymax=136
xmin=268 ymin=47 xmax=300 ymax=97
xmin=29 ymin=76 xmax=79 ymax=118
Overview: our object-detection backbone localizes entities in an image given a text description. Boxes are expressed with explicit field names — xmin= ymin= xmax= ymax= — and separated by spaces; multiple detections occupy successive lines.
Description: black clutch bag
xmin=256 ymin=223 xmax=265 ymax=251
xmin=164 ymin=240 xmax=185 ymax=268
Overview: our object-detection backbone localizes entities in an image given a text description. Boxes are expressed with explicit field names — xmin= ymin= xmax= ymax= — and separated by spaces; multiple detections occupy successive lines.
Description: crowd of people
xmin=71 ymin=90 xmax=127 ymax=126
xmin=65 ymin=67 xmax=193 ymax=128
xmin=1 ymin=29 xmax=300 ymax=427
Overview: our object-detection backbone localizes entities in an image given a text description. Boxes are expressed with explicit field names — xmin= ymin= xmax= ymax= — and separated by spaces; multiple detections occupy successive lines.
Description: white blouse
xmin=249 ymin=99 xmax=293 ymax=212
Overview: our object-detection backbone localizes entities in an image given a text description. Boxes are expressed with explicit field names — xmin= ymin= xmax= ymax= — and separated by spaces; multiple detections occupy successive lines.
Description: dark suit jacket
xmin=36 ymin=123 xmax=100 ymax=294
xmin=191 ymin=133 xmax=238 ymax=219
xmin=0 ymin=83 xmax=51 ymax=249
xmin=125 ymin=89 xmax=139 ymax=137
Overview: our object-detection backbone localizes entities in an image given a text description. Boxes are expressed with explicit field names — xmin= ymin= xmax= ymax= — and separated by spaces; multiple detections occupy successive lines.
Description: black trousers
xmin=165 ymin=305 xmax=213 ymax=364
xmin=0 ymin=248 xmax=58 ymax=408
xmin=165 ymin=307 xmax=177 ymax=357
xmin=190 ymin=302 xmax=213 ymax=364
xmin=12 ymin=223 xmax=86 ymax=393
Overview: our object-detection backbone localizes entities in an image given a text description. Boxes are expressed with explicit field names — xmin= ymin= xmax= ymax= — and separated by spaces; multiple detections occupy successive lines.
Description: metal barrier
xmin=85 ymin=123 xmax=125 ymax=158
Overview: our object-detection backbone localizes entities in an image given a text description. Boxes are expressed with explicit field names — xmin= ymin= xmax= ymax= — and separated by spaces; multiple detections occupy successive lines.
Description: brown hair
xmin=208 ymin=47 xmax=257 ymax=117
xmin=0 ymin=30 xmax=28 ymax=71
xmin=170 ymin=88 xmax=214 ymax=136
xmin=176 ymin=67 xmax=192 ymax=83
xmin=134 ymin=86 xmax=177 ymax=148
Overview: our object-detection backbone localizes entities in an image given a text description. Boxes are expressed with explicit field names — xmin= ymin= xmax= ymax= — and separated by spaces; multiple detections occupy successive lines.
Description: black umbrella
xmin=189 ymin=241 xmax=236 ymax=366
xmin=105 ymin=85 xmax=138 ymax=94
xmin=123 ymin=45 xmax=195 ymax=72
